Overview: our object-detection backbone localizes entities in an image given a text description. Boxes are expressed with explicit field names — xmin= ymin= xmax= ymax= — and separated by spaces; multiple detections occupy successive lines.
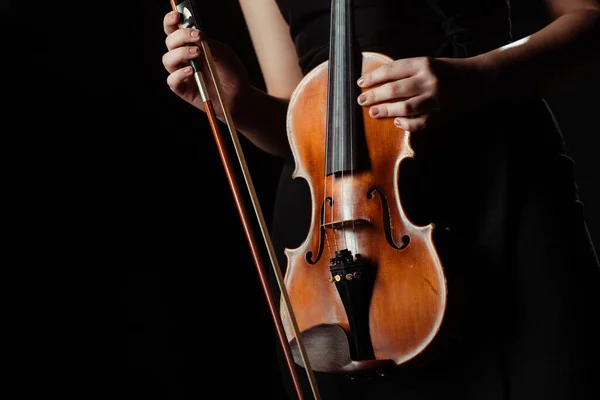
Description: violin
xmin=169 ymin=0 xmax=449 ymax=398
xmin=281 ymin=0 xmax=448 ymax=377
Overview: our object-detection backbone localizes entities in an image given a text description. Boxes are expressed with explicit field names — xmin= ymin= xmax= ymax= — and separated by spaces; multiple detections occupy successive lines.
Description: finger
xmin=368 ymin=95 xmax=432 ymax=119
xmin=393 ymin=115 xmax=431 ymax=132
xmin=357 ymin=76 xmax=421 ymax=106
xmin=358 ymin=58 xmax=420 ymax=88
xmin=162 ymin=45 xmax=202 ymax=74
xmin=166 ymin=66 xmax=196 ymax=97
xmin=163 ymin=10 xmax=180 ymax=35
xmin=165 ymin=27 xmax=201 ymax=51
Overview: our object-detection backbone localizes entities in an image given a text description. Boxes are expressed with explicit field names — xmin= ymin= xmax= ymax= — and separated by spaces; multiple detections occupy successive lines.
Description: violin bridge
xmin=322 ymin=218 xmax=368 ymax=230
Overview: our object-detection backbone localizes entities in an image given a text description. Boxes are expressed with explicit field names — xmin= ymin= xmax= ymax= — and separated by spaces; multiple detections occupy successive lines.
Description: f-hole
xmin=368 ymin=188 xmax=410 ymax=250
xmin=305 ymin=196 xmax=332 ymax=264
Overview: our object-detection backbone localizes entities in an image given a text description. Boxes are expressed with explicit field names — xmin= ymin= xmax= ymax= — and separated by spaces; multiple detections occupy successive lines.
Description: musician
xmin=161 ymin=0 xmax=600 ymax=398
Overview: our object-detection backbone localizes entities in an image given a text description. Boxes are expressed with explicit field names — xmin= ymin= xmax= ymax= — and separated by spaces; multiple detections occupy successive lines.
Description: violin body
xmin=281 ymin=52 xmax=448 ymax=374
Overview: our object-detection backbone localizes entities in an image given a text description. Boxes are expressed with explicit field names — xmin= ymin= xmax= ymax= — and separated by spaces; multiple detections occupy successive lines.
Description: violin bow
xmin=168 ymin=1 xmax=321 ymax=399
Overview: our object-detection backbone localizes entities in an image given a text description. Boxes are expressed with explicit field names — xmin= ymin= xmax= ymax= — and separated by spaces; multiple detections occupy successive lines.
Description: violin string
xmin=349 ymin=0 xmax=359 ymax=259
xmin=324 ymin=130 xmax=332 ymax=263
xmin=323 ymin=64 xmax=331 ymax=261
xmin=331 ymin=0 xmax=340 ymax=255
xmin=324 ymin=0 xmax=334 ymax=262
xmin=339 ymin=0 xmax=349 ymax=254
xmin=337 ymin=2 xmax=343 ymax=254
xmin=324 ymin=94 xmax=333 ymax=263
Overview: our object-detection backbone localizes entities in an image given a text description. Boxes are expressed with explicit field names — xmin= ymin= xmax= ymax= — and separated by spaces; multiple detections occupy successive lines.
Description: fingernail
xmin=357 ymin=78 xmax=364 ymax=86
xmin=371 ymin=107 xmax=379 ymax=117
xmin=358 ymin=94 xmax=366 ymax=104
xmin=191 ymin=29 xmax=200 ymax=37
xmin=394 ymin=118 xmax=402 ymax=128
xmin=184 ymin=66 xmax=193 ymax=74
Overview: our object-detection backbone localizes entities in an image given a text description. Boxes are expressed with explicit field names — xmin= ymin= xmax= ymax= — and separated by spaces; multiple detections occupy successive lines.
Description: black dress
xmin=268 ymin=1 xmax=600 ymax=399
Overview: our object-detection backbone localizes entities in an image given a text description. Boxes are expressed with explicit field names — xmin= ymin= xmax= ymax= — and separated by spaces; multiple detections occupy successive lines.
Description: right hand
xmin=162 ymin=10 xmax=251 ymax=120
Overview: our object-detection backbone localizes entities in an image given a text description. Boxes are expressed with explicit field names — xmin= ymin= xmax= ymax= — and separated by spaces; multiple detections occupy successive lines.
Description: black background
xmin=28 ymin=0 xmax=599 ymax=398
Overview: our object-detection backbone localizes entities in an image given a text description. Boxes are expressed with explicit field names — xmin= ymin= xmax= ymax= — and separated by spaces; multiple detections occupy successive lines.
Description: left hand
xmin=357 ymin=56 xmax=491 ymax=132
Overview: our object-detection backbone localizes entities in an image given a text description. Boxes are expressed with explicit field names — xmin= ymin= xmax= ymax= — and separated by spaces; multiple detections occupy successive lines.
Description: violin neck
xmin=326 ymin=0 xmax=363 ymax=177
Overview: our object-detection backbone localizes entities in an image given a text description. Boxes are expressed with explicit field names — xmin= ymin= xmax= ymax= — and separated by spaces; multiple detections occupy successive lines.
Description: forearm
xmin=233 ymin=86 xmax=291 ymax=159
xmin=471 ymin=8 xmax=600 ymax=100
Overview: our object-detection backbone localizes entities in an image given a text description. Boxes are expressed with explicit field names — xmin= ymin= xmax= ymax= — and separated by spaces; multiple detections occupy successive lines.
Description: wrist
xmin=227 ymin=84 xmax=252 ymax=125
xmin=230 ymin=86 xmax=291 ymax=158
xmin=231 ymin=85 xmax=266 ymax=131
xmin=464 ymin=54 xmax=505 ymax=103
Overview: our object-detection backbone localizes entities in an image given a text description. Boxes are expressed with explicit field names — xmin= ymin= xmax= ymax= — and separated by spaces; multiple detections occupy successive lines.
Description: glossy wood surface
xmin=281 ymin=53 xmax=448 ymax=368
